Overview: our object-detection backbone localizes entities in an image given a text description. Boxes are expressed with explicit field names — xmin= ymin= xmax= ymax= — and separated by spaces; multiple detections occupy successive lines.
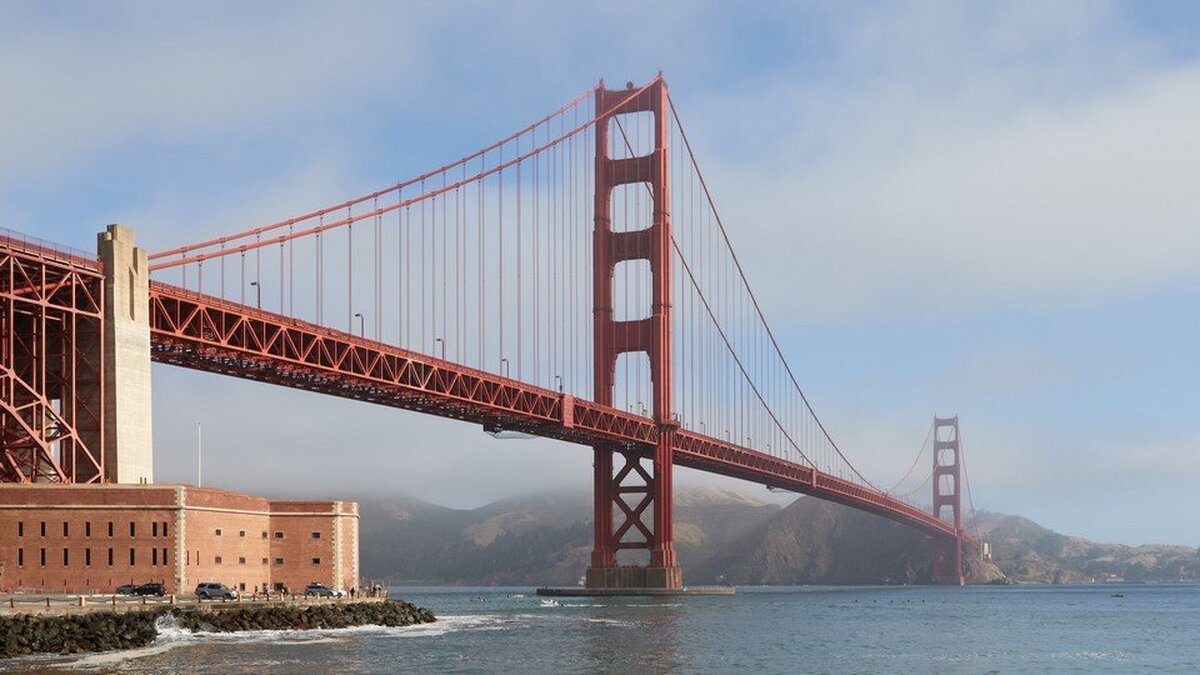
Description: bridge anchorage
xmin=0 ymin=74 xmax=979 ymax=593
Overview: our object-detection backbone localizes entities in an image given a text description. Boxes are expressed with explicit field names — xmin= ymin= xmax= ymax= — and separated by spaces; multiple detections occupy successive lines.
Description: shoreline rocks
xmin=0 ymin=600 xmax=435 ymax=659
xmin=173 ymin=599 xmax=435 ymax=633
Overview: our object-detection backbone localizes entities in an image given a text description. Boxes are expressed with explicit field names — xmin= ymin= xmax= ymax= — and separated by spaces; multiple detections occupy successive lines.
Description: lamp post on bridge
xmin=196 ymin=422 xmax=202 ymax=488
xmin=500 ymin=358 xmax=509 ymax=378
xmin=353 ymin=312 xmax=364 ymax=337
xmin=434 ymin=337 xmax=445 ymax=360
xmin=249 ymin=281 xmax=261 ymax=309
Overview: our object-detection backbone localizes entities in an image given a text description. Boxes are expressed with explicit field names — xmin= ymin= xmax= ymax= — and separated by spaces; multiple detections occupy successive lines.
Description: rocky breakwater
xmin=174 ymin=599 xmax=435 ymax=632
xmin=0 ymin=610 xmax=159 ymax=658
xmin=0 ymin=600 xmax=435 ymax=659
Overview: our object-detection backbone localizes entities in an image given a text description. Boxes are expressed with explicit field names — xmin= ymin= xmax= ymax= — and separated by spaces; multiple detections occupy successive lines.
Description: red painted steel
xmin=589 ymin=76 xmax=680 ymax=582
xmin=0 ymin=235 xmax=105 ymax=483
xmin=0 ymin=76 xmax=976 ymax=586
xmin=146 ymin=280 xmax=961 ymax=542
xmin=146 ymin=84 xmax=658 ymax=274
xmin=931 ymin=416 xmax=965 ymax=585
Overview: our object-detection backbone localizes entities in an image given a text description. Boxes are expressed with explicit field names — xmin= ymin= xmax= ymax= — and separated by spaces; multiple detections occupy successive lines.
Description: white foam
xmin=54 ymin=613 xmax=507 ymax=669
xmin=66 ymin=642 xmax=185 ymax=669
xmin=626 ymin=602 xmax=683 ymax=608
xmin=584 ymin=618 xmax=635 ymax=626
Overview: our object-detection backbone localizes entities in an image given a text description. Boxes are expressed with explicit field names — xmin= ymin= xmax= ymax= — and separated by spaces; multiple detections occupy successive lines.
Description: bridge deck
xmin=148 ymin=281 xmax=958 ymax=540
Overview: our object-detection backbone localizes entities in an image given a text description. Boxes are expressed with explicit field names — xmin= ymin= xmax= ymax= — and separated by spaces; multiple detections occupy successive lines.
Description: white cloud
xmin=121 ymin=152 xmax=358 ymax=252
xmin=1098 ymin=433 xmax=1200 ymax=481
xmin=677 ymin=2 xmax=1198 ymax=323
xmin=0 ymin=3 xmax=434 ymax=188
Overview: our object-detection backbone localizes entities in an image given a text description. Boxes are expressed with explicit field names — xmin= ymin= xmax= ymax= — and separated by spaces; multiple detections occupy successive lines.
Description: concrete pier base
xmin=584 ymin=565 xmax=684 ymax=591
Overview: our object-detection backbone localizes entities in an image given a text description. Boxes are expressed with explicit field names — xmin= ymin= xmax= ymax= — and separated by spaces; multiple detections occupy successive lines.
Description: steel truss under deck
xmin=148 ymin=281 xmax=959 ymax=540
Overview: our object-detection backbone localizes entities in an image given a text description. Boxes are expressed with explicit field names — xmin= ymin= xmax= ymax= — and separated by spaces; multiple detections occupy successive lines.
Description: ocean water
xmin=5 ymin=584 xmax=1199 ymax=673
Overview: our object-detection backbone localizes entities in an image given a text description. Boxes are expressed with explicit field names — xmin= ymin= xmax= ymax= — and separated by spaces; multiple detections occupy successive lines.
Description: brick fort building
xmin=0 ymin=226 xmax=359 ymax=594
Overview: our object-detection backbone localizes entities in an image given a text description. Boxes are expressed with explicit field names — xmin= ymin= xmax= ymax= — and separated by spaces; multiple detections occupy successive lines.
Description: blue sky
xmin=3 ymin=1 xmax=1198 ymax=545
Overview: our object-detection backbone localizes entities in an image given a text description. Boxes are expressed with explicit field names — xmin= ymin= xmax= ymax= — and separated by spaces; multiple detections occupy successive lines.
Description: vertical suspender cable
xmin=441 ymin=173 xmax=448 ymax=356
xmin=499 ymin=145 xmax=505 ymax=370
xmin=516 ymin=136 xmax=523 ymax=380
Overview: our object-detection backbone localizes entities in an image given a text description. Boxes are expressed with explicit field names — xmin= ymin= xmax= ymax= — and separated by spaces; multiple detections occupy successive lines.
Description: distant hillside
xmin=357 ymin=492 xmax=592 ymax=586
xmin=688 ymin=496 xmax=1004 ymax=585
xmin=354 ymin=489 xmax=1200 ymax=586
xmin=357 ymin=487 xmax=781 ymax=586
xmin=975 ymin=511 xmax=1200 ymax=583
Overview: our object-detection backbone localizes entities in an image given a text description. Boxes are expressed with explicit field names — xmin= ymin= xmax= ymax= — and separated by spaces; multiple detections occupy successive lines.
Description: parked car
xmin=115 ymin=584 xmax=138 ymax=595
xmin=133 ymin=583 xmax=165 ymax=597
xmin=303 ymin=583 xmax=345 ymax=597
xmin=194 ymin=582 xmax=238 ymax=599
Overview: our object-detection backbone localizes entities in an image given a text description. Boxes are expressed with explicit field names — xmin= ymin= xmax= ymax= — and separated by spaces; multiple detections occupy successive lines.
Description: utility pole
xmin=196 ymin=422 xmax=203 ymax=488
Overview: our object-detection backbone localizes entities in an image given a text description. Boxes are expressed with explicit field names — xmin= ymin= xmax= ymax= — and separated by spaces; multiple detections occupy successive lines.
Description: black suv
xmin=132 ymin=583 xmax=166 ymax=596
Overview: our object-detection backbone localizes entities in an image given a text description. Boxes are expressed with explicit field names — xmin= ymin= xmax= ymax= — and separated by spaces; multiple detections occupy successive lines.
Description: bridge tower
xmin=586 ymin=76 xmax=682 ymax=590
xmin=931 ymin=415 xmax=964 ymax=585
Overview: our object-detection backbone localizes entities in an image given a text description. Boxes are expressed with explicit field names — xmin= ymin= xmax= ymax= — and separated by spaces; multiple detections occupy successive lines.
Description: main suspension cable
xmin=667 ymin=93 xmax=879 ymax=489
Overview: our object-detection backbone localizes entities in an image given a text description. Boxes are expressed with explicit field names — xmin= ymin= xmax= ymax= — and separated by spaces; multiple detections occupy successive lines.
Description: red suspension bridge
xmin=1 ymin=76 xmax=977 ymax=587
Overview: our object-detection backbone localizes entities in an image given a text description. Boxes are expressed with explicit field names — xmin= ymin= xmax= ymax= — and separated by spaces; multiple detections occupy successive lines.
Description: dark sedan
xmin=132 ymin=583 xmax=166 ymax=596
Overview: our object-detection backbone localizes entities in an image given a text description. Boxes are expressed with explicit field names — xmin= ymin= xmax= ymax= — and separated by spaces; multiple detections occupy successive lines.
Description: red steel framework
xmin=0 ymin=234 xmax=105 ymax=483
xmin=931 ymin=416 xmax=965 ymax=585
xmin=145 ymin=280 xmax=963 ymax=540
xmin=588 ymin=77 xmax=682 ymax=587
xmin=0 ymin=76 xmax=977 ymax=585
xmin=0 ymin=244 xmax=966 ymax=571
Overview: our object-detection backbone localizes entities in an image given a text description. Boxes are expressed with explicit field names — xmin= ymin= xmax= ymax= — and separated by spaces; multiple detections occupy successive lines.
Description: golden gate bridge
xmin=0 ymin=75 xmax=978 ymax=588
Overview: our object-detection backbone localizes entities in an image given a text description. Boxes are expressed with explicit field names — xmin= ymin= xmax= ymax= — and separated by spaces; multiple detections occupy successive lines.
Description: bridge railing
xmin=0 ymin=227 xmax=99 ymax=270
